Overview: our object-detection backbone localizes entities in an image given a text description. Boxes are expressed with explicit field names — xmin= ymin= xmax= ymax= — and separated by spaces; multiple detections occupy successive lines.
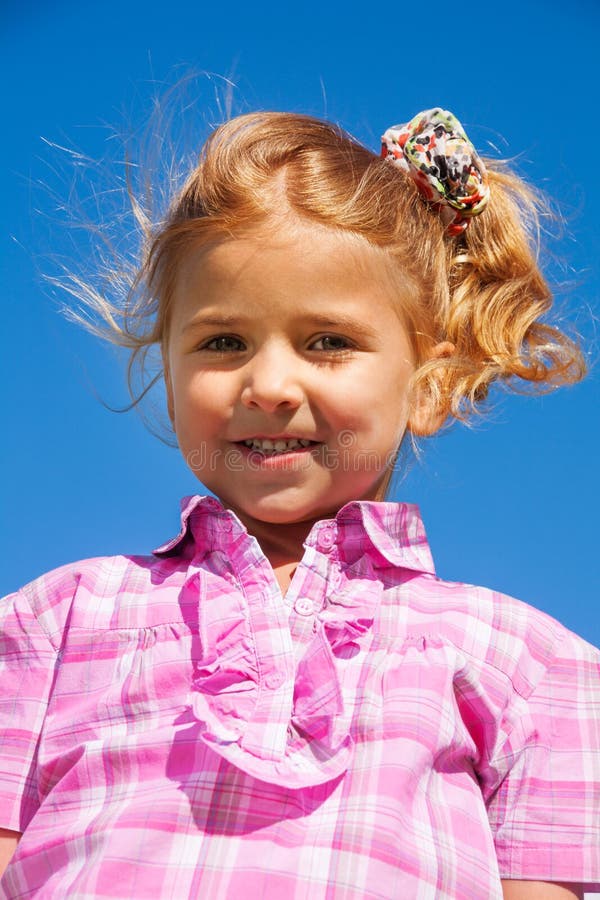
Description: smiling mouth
xmin=238 ymin=438 xmax=320 ymax=455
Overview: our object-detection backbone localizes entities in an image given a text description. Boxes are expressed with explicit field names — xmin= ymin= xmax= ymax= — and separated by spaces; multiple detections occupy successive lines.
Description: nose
xmin=240 ymin=343 xmax=304 ymax=413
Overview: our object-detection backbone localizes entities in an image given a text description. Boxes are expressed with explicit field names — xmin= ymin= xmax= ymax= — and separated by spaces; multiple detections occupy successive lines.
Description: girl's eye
xmin=311 ymin=335 xmax=353 ymax=352
xmin=200 ymin=335 xmax=245 ymax=353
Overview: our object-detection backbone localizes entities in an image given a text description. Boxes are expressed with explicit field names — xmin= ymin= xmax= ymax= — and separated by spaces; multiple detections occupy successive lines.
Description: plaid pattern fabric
xmin=1 ymin=494 xmax=599 ymax=898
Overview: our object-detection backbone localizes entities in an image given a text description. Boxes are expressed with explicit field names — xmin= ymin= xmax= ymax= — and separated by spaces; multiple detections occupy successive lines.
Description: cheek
xmin=170 ymin=372 xmax=227 ymax=440
xmin=177 ymin=370 xmax=229 ymax=409
xmin=340 ymin=362 xmax=413 ymax=426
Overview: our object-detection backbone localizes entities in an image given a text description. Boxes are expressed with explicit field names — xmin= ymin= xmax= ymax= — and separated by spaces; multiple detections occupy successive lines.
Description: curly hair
xmin=70 ymin=110 xmax=586 ymax=430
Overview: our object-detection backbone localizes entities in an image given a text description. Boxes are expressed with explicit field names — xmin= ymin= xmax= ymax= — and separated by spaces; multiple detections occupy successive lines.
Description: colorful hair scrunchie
xmin=381 ymin=108 xmax=490 ymax=236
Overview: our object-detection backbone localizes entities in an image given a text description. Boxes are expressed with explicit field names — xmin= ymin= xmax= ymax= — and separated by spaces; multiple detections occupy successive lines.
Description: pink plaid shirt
xmin=1 ymin=495 xmax=599 ymax=898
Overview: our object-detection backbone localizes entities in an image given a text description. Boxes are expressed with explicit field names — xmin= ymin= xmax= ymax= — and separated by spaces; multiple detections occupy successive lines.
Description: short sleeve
xmin=0 ymin=589 xmax=58 ymax=831
xmin=483 ymin=626 xmax=600 ymax=889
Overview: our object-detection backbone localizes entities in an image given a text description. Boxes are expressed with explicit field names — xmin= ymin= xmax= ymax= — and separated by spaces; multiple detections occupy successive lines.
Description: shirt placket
xmin=228 ymin=541 xmax=296 ymax=762
xmin=286 ymin=524 xmax=341 ymax=664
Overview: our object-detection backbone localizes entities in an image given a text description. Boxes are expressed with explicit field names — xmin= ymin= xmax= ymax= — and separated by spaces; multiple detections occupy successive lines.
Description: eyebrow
xmin=182 ymin=314 xmax=242 ymax=333
xmin=181 ymin=311 xmax=380 ymax=337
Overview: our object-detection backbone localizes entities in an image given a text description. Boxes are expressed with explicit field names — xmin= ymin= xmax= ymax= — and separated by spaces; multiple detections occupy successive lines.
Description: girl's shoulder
xmin=2 ymin=550 xmax=191 ymax=647
xmin=402 ymin=570 xmax=600 ymax=702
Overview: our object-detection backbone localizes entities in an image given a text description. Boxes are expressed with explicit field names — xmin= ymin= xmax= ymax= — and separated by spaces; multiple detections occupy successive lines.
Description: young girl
xmin=0 ymin=108 xmax=598 ymax=899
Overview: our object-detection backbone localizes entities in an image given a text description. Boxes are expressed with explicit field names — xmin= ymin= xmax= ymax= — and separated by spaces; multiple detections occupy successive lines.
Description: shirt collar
xmin=152 ymin=494 xmax=435 ymax=576
xmin=336 ymin=499 xmax=435 ymax=574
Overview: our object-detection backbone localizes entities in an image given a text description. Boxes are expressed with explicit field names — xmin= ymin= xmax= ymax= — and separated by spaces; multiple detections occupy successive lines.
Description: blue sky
xmin=2 ymin=0 xmax=599 ymax=650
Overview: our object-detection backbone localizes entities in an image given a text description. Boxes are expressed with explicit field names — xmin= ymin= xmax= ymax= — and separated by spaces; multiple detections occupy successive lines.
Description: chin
xmin=232 ymin=493 xmax=340 ymax=526
xmin=243 ymin=503 xmax=318 ymax=525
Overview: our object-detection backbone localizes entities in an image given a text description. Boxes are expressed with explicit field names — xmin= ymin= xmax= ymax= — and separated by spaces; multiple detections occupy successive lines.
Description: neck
xmin=231 ymin=509 xmax=326 ymax=565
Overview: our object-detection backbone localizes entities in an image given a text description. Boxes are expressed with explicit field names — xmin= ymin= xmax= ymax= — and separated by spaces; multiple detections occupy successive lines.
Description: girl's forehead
xmin=171 ymin=225 xmax=412 ymax=312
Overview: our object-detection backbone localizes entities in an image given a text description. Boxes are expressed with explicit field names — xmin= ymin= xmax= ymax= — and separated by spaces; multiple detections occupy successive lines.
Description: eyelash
xmin=197 ymin=334 xmax=355 ymax=354
xmin=310 ymin=335 xmax=353 ymax=352
xmin=200 ymin=336 xmax=245 ymax=353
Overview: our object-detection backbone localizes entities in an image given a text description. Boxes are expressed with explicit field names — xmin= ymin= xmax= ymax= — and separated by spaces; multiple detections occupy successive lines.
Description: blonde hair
xmin=69 ymin=110 xmax=586 ymax=427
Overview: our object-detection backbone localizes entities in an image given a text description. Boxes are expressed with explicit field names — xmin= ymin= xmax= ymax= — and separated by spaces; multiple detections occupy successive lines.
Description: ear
xmin=162 ymin=349 xmax=175 ymax=426
xmin=408 ymin=341 xmax=455 ymax=437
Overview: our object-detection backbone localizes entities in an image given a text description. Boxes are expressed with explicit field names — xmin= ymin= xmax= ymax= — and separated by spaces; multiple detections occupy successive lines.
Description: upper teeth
xmin=243 ymin=438 xmax=312 ymax=452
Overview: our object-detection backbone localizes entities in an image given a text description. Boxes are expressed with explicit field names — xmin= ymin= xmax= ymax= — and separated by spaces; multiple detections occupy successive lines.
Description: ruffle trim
xmin=187 ymin=566 xmax=379 ymax=788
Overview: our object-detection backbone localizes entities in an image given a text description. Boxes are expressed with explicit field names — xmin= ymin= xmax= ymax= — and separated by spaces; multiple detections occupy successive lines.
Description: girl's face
xmin=164 ymin=222 xmax=430 ymax=525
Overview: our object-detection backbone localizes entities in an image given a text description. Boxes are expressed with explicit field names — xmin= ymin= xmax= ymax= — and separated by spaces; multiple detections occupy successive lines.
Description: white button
xmin=264 ymin=672 xmax=284 ymax=690
xmin=294 ymin=597 xmax=315 ymax=616
xmin=317 ymin=526 xmax=335 ymax=551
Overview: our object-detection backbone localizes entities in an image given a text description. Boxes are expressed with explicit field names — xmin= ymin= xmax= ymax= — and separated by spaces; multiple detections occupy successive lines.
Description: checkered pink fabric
xmin=1 ymin=495 xmax=599 ymax=898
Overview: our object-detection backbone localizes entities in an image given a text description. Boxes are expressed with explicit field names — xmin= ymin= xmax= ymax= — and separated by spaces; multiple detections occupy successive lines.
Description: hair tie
xmin=381 ymin=108 xmax=490 ymax=236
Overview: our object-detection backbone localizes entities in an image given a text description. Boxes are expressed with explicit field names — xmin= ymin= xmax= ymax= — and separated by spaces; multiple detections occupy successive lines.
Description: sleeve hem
xmin=0 ymin=793 xmax=31 ymax=834
xmin=496 ymin=843 xmax=600 ymax=891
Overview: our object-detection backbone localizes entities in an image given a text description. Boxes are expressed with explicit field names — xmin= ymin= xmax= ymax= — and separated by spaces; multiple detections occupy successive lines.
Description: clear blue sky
xmin=2 ymin=0 xmax=599 ymax=652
